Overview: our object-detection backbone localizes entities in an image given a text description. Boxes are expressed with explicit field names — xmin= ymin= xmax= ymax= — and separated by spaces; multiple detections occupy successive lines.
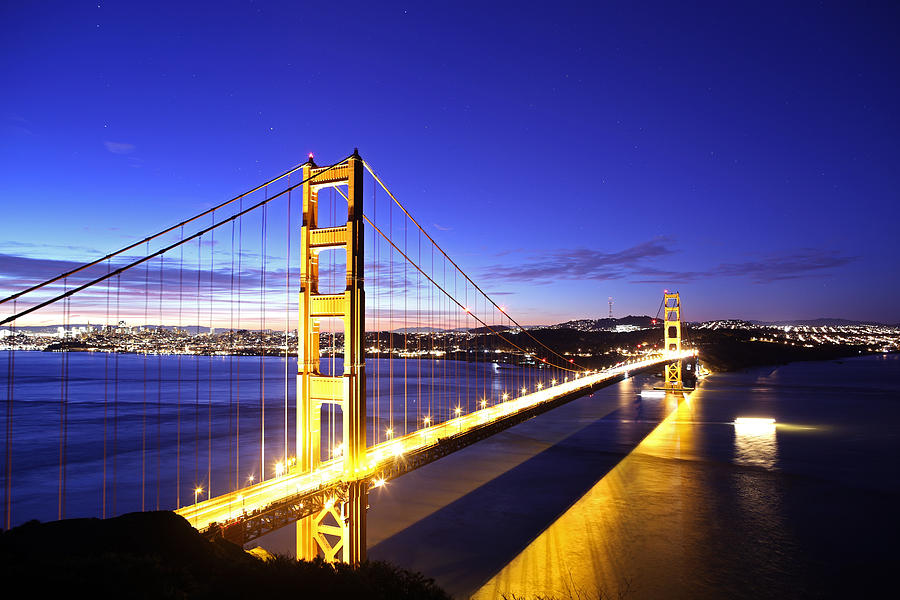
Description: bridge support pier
xmin=296 ymin=152 xmax=367 ymax=563
xmin=296 ymin=481 xmax=367 ymax=564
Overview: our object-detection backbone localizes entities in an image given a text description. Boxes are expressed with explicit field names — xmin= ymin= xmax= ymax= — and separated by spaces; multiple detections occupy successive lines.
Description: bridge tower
xmin=296 ymin=151 xmax=367 ymax=564
xmin=663 ymin=291 xmax=683 ymax=390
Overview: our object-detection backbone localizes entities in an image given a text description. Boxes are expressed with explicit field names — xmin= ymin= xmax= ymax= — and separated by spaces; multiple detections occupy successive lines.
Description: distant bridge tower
xmin=663 ymin=291 xmax=683 ymax=390
xmin=296 ymin=151 xmax=367 ymax=564
xmin=608 ymin=296 xmax=613 ymax=319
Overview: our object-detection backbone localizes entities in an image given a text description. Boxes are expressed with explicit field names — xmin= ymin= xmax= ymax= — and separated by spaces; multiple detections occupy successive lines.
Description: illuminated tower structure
xmin=663 ymin=291 xmax=683 ymax=390
xmin=296 ymin=151 xmax=367 ymax=564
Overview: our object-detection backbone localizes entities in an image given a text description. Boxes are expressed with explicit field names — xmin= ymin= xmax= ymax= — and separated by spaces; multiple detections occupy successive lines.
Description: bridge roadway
xmin=176 ymin=351 xmax=695 ymax=540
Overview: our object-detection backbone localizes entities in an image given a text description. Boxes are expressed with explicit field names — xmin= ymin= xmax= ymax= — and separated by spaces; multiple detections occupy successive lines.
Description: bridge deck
xmin=176 ymin=352 xmax=694 ymax=536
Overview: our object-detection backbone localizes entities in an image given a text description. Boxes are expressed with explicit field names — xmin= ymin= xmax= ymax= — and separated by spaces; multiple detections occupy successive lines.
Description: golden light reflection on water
xmin=473 ymin=392 xmax=701 ymax=600
xmin=733 ymin=418 xmax=778 ymax=470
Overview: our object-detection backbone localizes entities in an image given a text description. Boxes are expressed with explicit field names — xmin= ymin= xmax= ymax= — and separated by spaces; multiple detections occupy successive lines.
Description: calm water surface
xmin=4 ymin=352 xmax=897 ymax=599
xmin=0 ymin=351 xmax=541 ymax=525
xmin=473 ymin=354 xmax=900 ymax=599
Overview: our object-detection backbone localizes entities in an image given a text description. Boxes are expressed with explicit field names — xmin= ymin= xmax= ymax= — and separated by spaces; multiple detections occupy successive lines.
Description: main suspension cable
xmin=361 ymin=160 xmax=589 ymax=371
xmin=0 ymin=160 xmax=313 ymax=306
xmin=1 ymin=156 xmax=353 ymax=326
xmin=362 ymin=214 xmax=582 ymax=374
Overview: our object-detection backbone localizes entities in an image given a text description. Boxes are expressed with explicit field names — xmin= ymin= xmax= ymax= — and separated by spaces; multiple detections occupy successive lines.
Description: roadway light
xmin=454 ymin=406 xmax=462 ymax=416
xmin=423 ymin=415 xmax=431 ymax=426
xmin=275 ymin=461 xmax=284 ymax=477
xmin=537 ymin=382 xmax=543 ymax=390
xmin=521 ymin=387 xmax=527 ymax=395
xmin=480 ymin=398 xmax=487 ymax=409
xmin=194 ymin=487 xmax=204 ymax=526
xmin=247 ymin=474 xmax=254 ymax=484
xmin=502 ymin=392 xmax=509 ymax=400
xmin=551 ymin=379 xmax=557 ymax=385
xmin=386 ymin=428 xmax=393 ymax=438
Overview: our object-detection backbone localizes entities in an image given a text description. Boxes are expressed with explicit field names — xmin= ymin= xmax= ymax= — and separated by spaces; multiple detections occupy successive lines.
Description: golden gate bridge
xmin=0 ymin=150 xmax=694 ymax=563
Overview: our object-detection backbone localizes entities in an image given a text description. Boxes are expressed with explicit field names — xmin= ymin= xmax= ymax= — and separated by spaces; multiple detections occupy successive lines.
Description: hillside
xmin=542 ymin=315 xmax=656 ymax=331
xmin=0 ymin=512 xmax=450 ymax=600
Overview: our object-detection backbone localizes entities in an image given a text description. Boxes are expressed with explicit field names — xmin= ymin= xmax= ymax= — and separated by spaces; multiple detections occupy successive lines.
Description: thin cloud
xmin=630 ymin=248 xmax=856 ymax=284
xmin=104 ymin=141 xmax=136 ymax=155
xmin=5 ymin=113 xmax=32 ymax=136
xmin=0 ymin=253 xmax=85 ymax=283
xmin=433 ymin=223 xmax=452 ymax=231
xmin=480 ymin=238 xmax=672 ymax=283
xmin=0 ymin=240 xmax=101 ymax=257
xmin=715 ymin=248 xmax=855 ymax=283
xmin=479 ymin=240 xmax=855 ymax=286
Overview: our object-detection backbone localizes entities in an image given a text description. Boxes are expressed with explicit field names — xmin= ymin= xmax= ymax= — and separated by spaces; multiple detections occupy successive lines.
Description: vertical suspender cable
xmin=64 ymin=290 xmax=70 ymax=518
xmin=228 ymin=219 xmax=235 ymax=491
xmin=177 ymin=228 xmax=183 ymax=508
xmin=374 ymin=182 xmax=380 ymax=444
xmin=284 ymin=177 xmax=291 ymax=465
xmin=260 ymin=195 xmax=267 ymax=479
xmin=430 ymin=244 xmax=434 ymax=423
xmin=208 ymin=214 xmax=215 ymax=498
xmin=403 ymin=209 xmax=407 ymax=435
xmin=103 ymin=262 xmax=110 ymax=518
xmin=236 ymin=201 xmax=242 ymax=488
xmin=113 ymin=274 xmax=120 ymax=516
xmin=465 ymin=280 xmax=470 ymax=413
xmin=442 ymin=251 xmax=445 ymax=419
xmin=57 ymin=280 xmax=67 ymax=520
xmin=417 ymin=228 xmax=421 ymax=429
xmin=195 ymin=237 xmax=202 ymax=493
xmin=3 ymin=300 xmax=14 ymax=529
xmin=157 ymin=254 xmax=163 ymax=510
xmin=143 ymin=243 xmax=149 ymax=512
xmin=388 ymin=197 xmax=393 ymax=437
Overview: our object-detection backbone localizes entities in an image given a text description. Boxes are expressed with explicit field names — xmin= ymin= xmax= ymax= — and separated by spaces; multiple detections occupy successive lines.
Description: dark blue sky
xmin=2 ymin=1 xmax=898 ymax=323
